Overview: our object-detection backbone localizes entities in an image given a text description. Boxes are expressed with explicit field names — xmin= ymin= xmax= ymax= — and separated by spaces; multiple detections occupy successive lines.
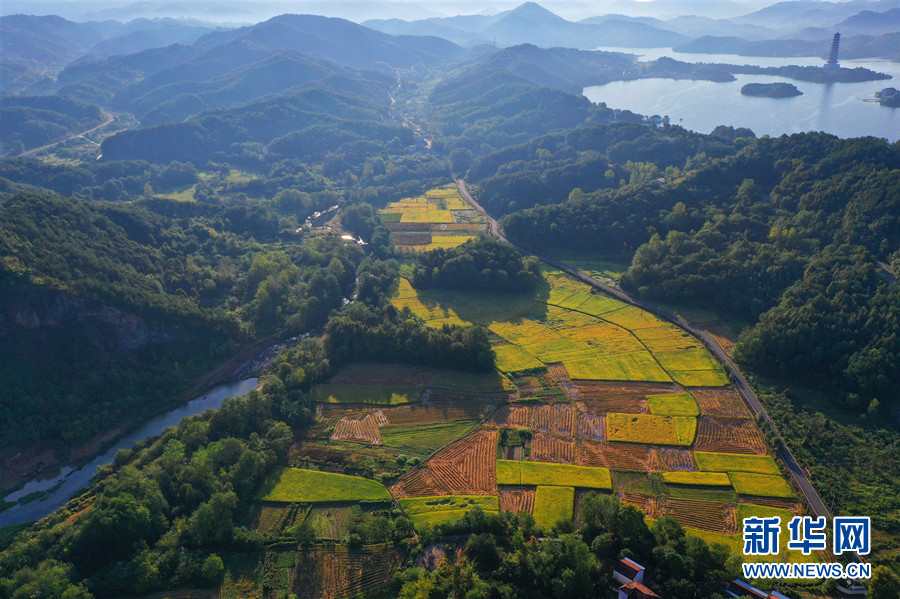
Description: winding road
xmin=457 ymin=178 xmax=831 ymax=521
xmin=20 ymin=111 xmax=115 ymax=158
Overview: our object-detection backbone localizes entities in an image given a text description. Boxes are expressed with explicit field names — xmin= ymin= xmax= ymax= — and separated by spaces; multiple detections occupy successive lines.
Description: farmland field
xmin=694 ymin=452 xmax=780 ymax=475
xmin=380 ymin=420 xmax=476 ymax=455
xmin=258 ymin=467 xmax=392 ymax=503
xmin=533 ymin=486 xmax=575 ymax=528
xmin=379 ymin=184 xmax=487 ymax=250
xmin=728 ymin=472 xmax=795 ymax=499
xmin=497 ymin=460 xmax=612 ymax=489
xmin=647 ymin=392 xmax=699 ymax=416
xmin=606 ymin=413 xmax=697 ymax=446
xmin=499 ymin=486 xmax=536 ymax=514
xmin=694 ymin=416 xmax=767 ymax=455
xmin=660 ymin=471 xmax=732 ymax=487
xmin=399 ymin=495 xmax=499 ymax=526
xmin=391 ymin=267 xmax=727 ymax=388
xmin=311 ymin=384 xmax=423 ymax=405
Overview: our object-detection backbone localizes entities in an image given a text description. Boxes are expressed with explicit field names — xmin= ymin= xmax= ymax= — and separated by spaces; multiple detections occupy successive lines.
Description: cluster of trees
xmin=410 ymin=237 xmax=541 ymax=292
xmin=325 ymin=302 xmax=495 ymax=373
xmin=388 ymin=493 xmax=741 ymax=599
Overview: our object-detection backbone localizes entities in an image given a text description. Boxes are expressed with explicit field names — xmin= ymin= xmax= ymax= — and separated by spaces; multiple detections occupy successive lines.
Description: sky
xmin=1 ymin=0 xmax=788 ymax=24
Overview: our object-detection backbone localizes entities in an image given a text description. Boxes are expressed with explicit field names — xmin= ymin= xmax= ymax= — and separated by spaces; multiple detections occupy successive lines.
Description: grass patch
xmin=310 ymin=383 xmax=423 ymax=405
xmin=533 ymin=486 xmax=574 ymax=528
xmin=563 ymin=352 xmax=672 ymax=382
xmin=728 ymin=473 xmax=795 ymax=499
xmin=494 ymin=345 xmax=543 ymax=372
xmin=400 ymin=495 xmax=499 ymax=515
xmin=661 ymin=472 xmax=732 ymax=487
xmin=647 ymin=392 xmax=699 ymax=417
xmin=257 ymin=467 xmax=391 ymax=503
xmin=666 ymin=485 xmax=738 ymax=502
xmin=694 ymin=452 xmax=780 ymax=475
xmin=669 ymin=369 xmax=730 ymax=387
xmin=497 ymin=460 xmax=612 ymax=489
xmin=606 ymin=413 xmax=697 ymax=446
xmin=380 ymin=421 xmax=476 ymax=455
xmin=429 ymin=369 xmax=512 ymax=392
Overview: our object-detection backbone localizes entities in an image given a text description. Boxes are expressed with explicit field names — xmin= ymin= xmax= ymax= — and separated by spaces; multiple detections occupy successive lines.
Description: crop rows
xmin=575 ymin=413 xmax=605 ymax=440
xmin=307 ymin=544 xmax=404 ymax=599
xmin=391 ymin=467 xmax=448 ymax=498
xmin=658 ymin=447 xmax=696 ymax=471
xmin=662 ymin=498 xmax=737 ymax=534
xmin=576 ymin=398 xmax=647 ymax=414
xmin=428 ymin=429 xmax=499 ymax=495
xmin=530 ymin=433 xmax=576 ymax=463
xmin=331 ymin=413 xmax=384 ymax=445
xmin=499 ymin=486 xmax=535 ymax=514
xmin=694 ymin=417 xmax=767 ymax=455
xmin=574 ymin=380 xmax=679 ymax=400
xmin=691 ymin=388 xmax=751 ymax=418
xmin=621 ymin=492 xmax=660 ymax=518
xmin=577 ymin=441 xmax=657 ymax=471
xmin=546 ymin=363 xmax=580 ymax=400
xmin=738 ymin=495 xmax=802 ymax=513
xmin=491 ymin=402 xmax=574 ymax=435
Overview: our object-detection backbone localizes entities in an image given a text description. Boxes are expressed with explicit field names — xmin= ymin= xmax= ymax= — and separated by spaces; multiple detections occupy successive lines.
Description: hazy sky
xmin=2 ymin=0 xmax=784 ymax=23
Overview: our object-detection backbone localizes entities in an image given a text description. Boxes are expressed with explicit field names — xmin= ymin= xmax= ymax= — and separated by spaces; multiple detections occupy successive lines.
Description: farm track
xmin=457 ymin=179 xmax=831 ymax=521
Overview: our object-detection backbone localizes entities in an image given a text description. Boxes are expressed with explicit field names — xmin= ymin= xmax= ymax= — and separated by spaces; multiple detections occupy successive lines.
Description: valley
xmin=1 ymin=1 xmax=898 ymax=597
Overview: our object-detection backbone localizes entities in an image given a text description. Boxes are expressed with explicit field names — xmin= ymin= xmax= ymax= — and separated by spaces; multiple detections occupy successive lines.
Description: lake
xmin=0 ymin=377 xmax=259 ymax=527
xmin=585 ymin=47 xmax=900 ymax=141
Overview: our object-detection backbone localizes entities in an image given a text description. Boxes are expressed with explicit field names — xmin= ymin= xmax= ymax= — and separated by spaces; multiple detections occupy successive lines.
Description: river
xmin=585 ymin=47 xmax=900 ymax=141
xmin=0 ymin=377 xmax=259 ymax=528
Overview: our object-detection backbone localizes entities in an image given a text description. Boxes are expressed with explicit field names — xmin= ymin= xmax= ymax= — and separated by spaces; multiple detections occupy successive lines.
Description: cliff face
xmin=0 ymin=286 xmax=176 ymax=352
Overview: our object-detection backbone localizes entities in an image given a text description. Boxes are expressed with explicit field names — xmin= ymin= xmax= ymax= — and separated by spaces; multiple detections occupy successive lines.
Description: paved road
xmin=21 ymin=111 xmax=114 ymax=158
xmin=876 ymin=261 xmax=896 ymax=286
xmin=456 ymin=178 xmax=831 ymax=520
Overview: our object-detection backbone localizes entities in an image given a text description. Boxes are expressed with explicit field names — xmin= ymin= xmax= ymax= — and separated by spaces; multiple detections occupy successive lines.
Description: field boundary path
xmin=456 ymin=179 xmax=831 ymax=521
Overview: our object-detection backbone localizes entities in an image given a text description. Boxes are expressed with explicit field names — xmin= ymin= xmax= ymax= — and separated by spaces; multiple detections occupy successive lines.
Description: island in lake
xmin=741 ymin=82 xmax=803 ymax=98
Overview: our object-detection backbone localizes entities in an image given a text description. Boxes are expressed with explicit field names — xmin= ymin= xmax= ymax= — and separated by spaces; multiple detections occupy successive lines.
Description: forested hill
xmin=495 ymin=131 xmax=899 ymax=410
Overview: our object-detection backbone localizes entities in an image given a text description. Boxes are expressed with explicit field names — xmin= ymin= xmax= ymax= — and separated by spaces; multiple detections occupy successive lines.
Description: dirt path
xmin=20 ymin=111 xmax=115 ymax=158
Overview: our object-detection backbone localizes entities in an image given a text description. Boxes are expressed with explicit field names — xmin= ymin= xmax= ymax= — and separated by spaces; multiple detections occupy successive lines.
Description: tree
xmin=201 ymin=554 xmax=224 ymax=586
xmin=867 ymin=566 xmax=900 ymax=599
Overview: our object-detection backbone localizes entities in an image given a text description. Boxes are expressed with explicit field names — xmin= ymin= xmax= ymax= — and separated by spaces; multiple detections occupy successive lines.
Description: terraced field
xmin=378 ymin=184 xmax=487 ymax=250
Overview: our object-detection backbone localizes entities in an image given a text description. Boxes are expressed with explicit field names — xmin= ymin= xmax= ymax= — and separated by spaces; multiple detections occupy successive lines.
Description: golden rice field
xmin=600 ymin=413 xmax=697 ymax=446
xmin=379 ymin=184 xmax=486 ymax=251
xmin=391 ymin=268 xmax=728 ymax=387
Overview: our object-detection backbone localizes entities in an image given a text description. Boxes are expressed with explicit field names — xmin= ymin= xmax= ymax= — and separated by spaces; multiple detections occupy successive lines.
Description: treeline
xmin=410 ymin=237 xmax=541 ymax=292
